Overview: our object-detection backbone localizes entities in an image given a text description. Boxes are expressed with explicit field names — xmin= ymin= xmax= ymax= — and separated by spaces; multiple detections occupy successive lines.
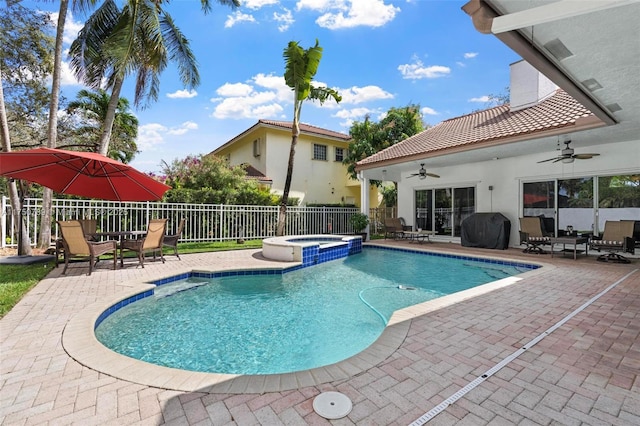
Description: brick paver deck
xmin=1 ymin=241 xmax=638 ymax=425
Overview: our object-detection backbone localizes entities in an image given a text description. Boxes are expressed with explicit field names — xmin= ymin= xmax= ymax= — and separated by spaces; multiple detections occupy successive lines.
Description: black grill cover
xmin=461 ymin=213 xmax=511 ymax=249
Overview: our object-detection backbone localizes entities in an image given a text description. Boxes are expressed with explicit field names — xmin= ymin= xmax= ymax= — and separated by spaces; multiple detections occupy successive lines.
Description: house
xmin=210 ymin=119 xmax=378 ymax=206
xmin=356 ymin=0 xmax=640 ymax=247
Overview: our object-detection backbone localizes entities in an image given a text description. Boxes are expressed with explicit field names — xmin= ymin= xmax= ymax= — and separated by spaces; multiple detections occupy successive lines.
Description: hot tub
xmin=262 ymin=234 xmax=362 ymax=264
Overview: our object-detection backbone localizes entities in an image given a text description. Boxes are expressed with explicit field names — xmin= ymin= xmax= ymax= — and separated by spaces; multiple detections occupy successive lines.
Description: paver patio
xmin=1 ymin=241 xmax=638 ymax=425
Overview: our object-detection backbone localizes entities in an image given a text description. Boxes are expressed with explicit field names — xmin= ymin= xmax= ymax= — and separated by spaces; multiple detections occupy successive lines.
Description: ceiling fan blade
xmin=425 ymin=173 xmax=440 ymax=178
xmin=574 ymin=153 xmax=600 ymax=159
xmin=537 ymin=157 xmax=559 ymax=163
xmin=552 ymin=157 xmax=565 ymax=163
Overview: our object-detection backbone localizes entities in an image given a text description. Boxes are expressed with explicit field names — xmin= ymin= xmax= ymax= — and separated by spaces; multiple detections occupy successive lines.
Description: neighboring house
xmin=356 ymin=57 xmax=639 ymax=246
xmin=210 ymin=120 xmax=378 ymax=206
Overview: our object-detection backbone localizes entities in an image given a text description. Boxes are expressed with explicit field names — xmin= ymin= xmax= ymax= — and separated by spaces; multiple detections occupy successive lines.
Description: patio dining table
xmin=92 ymin=230 xmax=146 ymax=244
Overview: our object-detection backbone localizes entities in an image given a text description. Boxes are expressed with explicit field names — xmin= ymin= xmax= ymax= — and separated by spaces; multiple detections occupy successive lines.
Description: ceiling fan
xmin=537 ymin=140 xmax=600 ymax=164
xmin=406 ymin=163 xmax=440 ymax=179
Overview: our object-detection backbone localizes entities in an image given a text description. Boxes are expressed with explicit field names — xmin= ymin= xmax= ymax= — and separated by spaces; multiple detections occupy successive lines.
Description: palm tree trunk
xmin=97 ymin=77 xmax=124 ymax=156
xmin=39 ymin=0 xmax=69 ymax=249
xmin=0 ymin=69 xmax=32 ymax=255
xmin=276 ymin=130 xmax=299 ymax=236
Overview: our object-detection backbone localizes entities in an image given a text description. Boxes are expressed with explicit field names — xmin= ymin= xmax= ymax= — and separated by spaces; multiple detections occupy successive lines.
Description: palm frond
xmin=159 ymin=11 xmax=199 ymax=88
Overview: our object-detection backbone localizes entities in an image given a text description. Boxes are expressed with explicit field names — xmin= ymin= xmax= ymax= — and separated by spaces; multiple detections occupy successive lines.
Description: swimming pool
xmin=95 ymin=247 xmax=537 ymax=375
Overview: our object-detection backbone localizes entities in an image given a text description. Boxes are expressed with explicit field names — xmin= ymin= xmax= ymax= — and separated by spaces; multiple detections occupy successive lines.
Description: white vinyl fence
xmin=1 ymin=197 xmax=362 ymax=248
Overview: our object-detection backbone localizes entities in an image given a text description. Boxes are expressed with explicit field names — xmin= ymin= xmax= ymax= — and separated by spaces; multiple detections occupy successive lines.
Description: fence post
xmin=1 ymin=196 xmax=6 ymax=248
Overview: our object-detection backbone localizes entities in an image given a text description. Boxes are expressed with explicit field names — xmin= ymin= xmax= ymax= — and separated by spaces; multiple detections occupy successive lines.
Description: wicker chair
xmin=57 ymin=220 xmax=117 ymax=275
xmin=384 ymin=218 xmax=406 ymax=239
xmin=519 ymin=217 xmax=551 ymax=254
xmin=163 ymin=218 xmax=185 ymax=260
xmin=590 ymin=220 xmax=635 ymax=263
xmin=120 ymin=218 xmax=167 ymax=268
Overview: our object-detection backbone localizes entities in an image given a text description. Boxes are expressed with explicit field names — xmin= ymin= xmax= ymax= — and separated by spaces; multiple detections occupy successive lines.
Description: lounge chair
xmin=519 ymin=217 xmax=550 ymax=254
xmin=163 ymin=218 xmax=185 ymax=260
xmin=590 ymin=220 xmax=635 ymax=263
xmin=57 ymin=220 xmax=117 ymax=275
xmin=120 ymin=218 xmax=167 ymax=268
xmin=384 ymin=218 xmax=406 ymax=240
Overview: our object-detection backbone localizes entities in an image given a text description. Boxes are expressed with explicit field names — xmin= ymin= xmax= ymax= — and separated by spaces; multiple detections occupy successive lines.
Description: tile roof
xmin=259 ymin=119 xmax=351 ymax=141
xmin=241 ymin=164 xmax=272 ymax=183
xmin=357 ymin=89 xmax=596 ymax=168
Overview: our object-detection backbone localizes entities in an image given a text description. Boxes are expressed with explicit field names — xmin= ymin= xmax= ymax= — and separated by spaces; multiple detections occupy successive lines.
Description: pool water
xmin=95 ymin=248 xmax=529 ymax=375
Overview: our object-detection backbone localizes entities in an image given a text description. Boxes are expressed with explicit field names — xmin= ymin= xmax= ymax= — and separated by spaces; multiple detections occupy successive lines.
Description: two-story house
xmin=210 ymin=119 xmax=378 ymax=206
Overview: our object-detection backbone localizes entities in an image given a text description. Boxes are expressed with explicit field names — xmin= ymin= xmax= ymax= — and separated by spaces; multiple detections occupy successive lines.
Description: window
xmin=335 ymin=147 xmax=344 ymax=162
xmin=313 ymin=144 xmax=327 ymax=161
xmin=253 ymin=139 xmax=260 ymax=157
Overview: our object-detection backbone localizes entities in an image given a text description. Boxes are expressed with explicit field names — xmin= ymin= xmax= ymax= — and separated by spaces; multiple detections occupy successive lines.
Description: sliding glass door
xmin=523 ymin=174 xmax=639 ymax=236
xmin=415 ymin=186 xmax=476 ymax=236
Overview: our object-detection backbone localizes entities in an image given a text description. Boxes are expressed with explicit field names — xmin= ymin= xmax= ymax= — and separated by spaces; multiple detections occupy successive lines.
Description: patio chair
xmin=519 ymin=217 xmax=550 ymax=254
xmin=589 ymin=220 xmax=635 ymax=263
xmin=163 ymin=218 xmax=185 ymax=260
xmin=78 ymin=219 xmax=98 ymax=241
xmin=384 ymin=218 xmax=406 ymax=240
xmin=120 ymin=218 xmax=167 ymax=268
xmin=57 ymin=220 xmax=117 ymax=275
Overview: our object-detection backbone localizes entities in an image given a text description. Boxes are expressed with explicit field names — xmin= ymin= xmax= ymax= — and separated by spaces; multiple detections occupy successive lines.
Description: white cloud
xmin=398 ymin=60 xmax=450 ymax=79
xmin=469 ymin=96 xmax=490 ymax=103
xmin=274 ymin=9 xmax=295 ymax=31
xmin=298 ymin=0 xmax=400 ymax=29
xmin=59 ymin=60 xmax=81 ymax=86
xmin=225 ymin=11 xmax=256 ymax=28
xmin=137 ymin=123 xmax=168 ymax=150
xmin=210 ymin=74 xmax=391 ymax=120
xmin=338 ymin=85 xmax=394 ymax=104
xmin=252 ymin=73 xmax=291 ymax=100
xmin=168 ymin=121 xmax=198 ymax=136
xmin=217 ymin=82 xmax=254 ymax=97
xmin=464 ymin=52 xmax=479 ymax=59
xmin=167 ymin=89 xmax=198 ymax=99
xmin=49 ymin=11 xmax=84 ymax=45
xmin=137 ymin=122 xmax=199 ymax=150
xmin=244 ymin=0 xmax=279 ymax=9
xmin=333 ymin=107 xmax=373 ymax=119
xmin=211 ymin=75 xmax=288 ymax=120
xmin=456 ymin=61 xmax=465 ymax=67
xmin=421 ymin=106 xmax=438 ymax=115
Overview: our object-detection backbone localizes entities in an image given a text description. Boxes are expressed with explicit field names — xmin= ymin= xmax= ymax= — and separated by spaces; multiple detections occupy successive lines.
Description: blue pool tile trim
xmin=364 ymin=245 xmax=540 ymax=270
xmin=94 ymin=241 xmax=537 ymax=329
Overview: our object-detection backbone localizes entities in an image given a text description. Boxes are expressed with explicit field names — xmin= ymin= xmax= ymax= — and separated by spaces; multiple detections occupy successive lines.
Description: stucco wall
xmin=213 ymin=125 xmax=360 ymax=206
xmin=396 ymin=139 xmax=640 ymax=247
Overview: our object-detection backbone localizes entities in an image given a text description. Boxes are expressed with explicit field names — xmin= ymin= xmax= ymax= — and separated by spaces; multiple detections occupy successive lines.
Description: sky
xmin=25 ymin=0 xmax=522 ymax=174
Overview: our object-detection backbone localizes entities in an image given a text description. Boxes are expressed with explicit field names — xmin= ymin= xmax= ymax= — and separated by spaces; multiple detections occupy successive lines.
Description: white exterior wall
xmin=396 ymin=139 xmax=640 ymax=246
xmin=264 ymin=132 xmax=352 ymax=205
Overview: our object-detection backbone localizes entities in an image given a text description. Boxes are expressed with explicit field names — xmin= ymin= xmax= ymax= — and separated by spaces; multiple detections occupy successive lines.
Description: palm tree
xmin=69 ymin=0 xmax=239 ymax=156
xmin=276 ymin=39 xmax=341 ymax=236
xmin=66 ymin=89 xmax=139 ymax=162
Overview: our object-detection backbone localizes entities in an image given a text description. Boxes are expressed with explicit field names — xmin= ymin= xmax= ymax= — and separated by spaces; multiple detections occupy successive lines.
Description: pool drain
xmin=313 ymin=391 xmax=352 ymax=419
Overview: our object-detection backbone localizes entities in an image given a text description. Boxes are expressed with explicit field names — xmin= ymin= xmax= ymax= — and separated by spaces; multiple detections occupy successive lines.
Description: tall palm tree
xmin=66 ymin=88 xmax=139 ymax=162
xmin=276 ymin=39 xmax=341 ymax=236
xmin=69 ymin=0 xmax=239 ymax=156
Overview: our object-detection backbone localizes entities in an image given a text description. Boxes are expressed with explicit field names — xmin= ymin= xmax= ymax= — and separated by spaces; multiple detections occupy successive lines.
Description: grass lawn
xmin=0 ymin=263 xmax=55 ymax=318
xmin=0 ymin=240 xmax=262 ymax=318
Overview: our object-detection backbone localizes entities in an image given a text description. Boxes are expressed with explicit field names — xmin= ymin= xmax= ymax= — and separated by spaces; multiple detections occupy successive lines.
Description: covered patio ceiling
xmin=362 ymin=0 xmax=640 ymax=181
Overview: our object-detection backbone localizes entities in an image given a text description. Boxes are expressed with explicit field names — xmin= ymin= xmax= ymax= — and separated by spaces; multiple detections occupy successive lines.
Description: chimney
xmin=509 ymin=60 xmax=558 ymax=112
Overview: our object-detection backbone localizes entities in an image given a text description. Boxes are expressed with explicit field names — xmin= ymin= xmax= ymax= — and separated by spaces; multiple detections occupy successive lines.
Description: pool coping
xmin=61 ymin=244 xmax=552 ymax=394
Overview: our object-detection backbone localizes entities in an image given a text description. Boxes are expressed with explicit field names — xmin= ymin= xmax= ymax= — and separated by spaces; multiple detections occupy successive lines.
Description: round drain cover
xmin=313 ymin=391 xmax=352 ymax=419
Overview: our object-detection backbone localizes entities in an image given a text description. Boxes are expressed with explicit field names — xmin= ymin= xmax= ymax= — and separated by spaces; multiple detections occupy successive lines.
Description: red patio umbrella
xmin=0 ymin=147 xmax=170 ymax=201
